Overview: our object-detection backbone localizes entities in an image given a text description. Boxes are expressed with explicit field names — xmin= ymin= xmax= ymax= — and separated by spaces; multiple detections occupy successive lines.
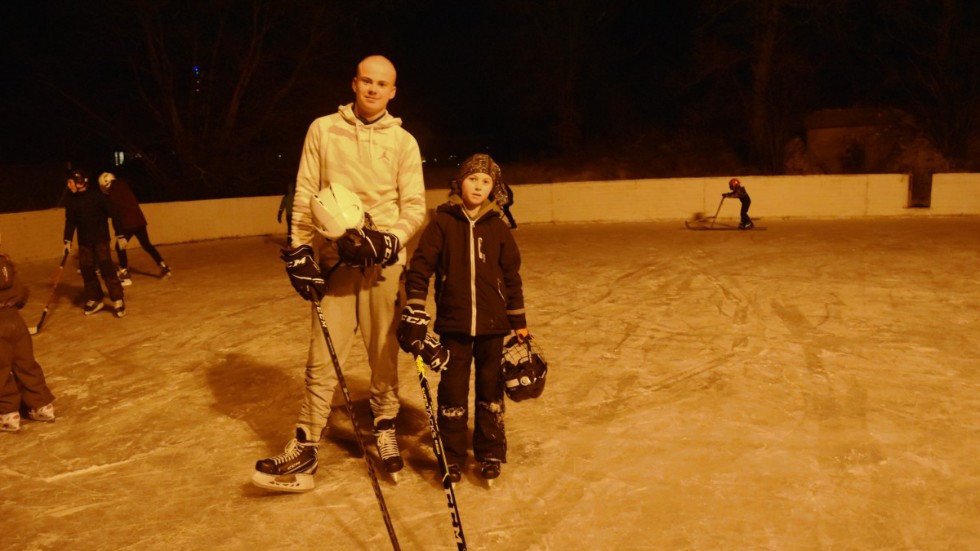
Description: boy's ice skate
xmin=27 ymin=403 xmax=55 ymax=422
xmin=1 ymin=411 xmax=21 ymax=432
xmin=373 ymin=417 xmax=404 ymax=481
xmin=113 ymin=299 xmax=126 ymax=318
xmin=252 ymin=428 xmax=318 ymax=493
xmin=480 ymin=459 xmax=501 ymax=487
xmin=159 ymin=262 xmax=172 ymax=278
xmin=83 ymin=300 xmax=103 ymax=315
xmin=117 ymin=268 xmax=132 ymax=286
xmin=441 ymin=462 xmax=462 ymax=486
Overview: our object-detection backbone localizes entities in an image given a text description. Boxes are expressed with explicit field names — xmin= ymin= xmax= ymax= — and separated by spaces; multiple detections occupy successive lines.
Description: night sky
xmin=2 ymin=1 xmax=979 ymax=201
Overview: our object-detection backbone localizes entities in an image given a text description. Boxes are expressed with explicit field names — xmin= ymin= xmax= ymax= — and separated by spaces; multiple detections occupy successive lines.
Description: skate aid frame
xmin=414 ymin=352 xmax=468 ymax=550
xmin=311 ymin=290 xmax=401 ymax=551
xmin=710 ymin=196 xmax=726 ymax=228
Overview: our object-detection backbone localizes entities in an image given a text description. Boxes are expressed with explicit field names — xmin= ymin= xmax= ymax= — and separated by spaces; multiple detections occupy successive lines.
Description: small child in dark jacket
xmin=0 ymin=239 xmax=56 ymax=432
xmin=399 ymin=153 xmax=529 ymax=483
xmin=63 ymin=169 xmax=126 ymax=317
xmin=723 ymin=177 xmax=754 ymax=229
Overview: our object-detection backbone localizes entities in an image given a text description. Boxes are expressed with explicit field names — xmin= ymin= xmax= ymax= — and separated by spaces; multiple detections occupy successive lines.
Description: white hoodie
xmin=290 ymin=103 xmax=427 ymax=264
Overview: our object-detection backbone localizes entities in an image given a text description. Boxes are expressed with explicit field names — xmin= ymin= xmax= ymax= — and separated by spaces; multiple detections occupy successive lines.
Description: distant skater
xmin=98 ymin=172 xmax=171 ymax=284
xmin=63 ymin=169 xmax=126 ymax=317
xmin=723 ymin=177 xmax=753 ymax=229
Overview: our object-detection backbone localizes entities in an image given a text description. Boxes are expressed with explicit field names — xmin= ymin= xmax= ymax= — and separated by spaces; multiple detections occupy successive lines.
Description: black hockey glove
xmin=281 ymin=245 xmax=327 ymax=301
xmin=337 ymin=228 xmax=400 ymax=267
xmin=418 ymin=334 xmax=450 ymax=372
xmin=397 ymin=305 xmax=430 ymax=353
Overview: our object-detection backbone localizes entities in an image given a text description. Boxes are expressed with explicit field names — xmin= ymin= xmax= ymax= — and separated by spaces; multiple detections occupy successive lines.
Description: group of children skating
xmin=1 ymin=169 xmax=172 ymax=432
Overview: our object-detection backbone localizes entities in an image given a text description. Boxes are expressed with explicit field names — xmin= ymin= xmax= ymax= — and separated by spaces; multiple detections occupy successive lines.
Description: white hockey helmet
xmin=98 ymin=172 xmax=116 ymax=193
xmin=310 ymin=185 xmax=365 ymax=240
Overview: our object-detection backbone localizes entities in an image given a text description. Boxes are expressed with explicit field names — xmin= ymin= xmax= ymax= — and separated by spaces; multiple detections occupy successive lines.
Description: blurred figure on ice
xmin=62 ymin=169 xmax=126 ymax=317
xmin=0 ymin=234 xmax=56 ymax=432
xmin=98 ymin=172 xmax=171 ymax=285
xmin=399 ymin=153 xmax=529 ymax=484
xmin=723 ymin=177 xmax=753 ymax=230
xmin=252 ymin=54 xmax=427 ymax=492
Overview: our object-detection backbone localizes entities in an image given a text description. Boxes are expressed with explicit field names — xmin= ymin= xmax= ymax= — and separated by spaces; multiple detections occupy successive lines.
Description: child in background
xmin=0 ymin=233 xmax=56 ymax=432
xmin=98 ymin=172 xmax=171 ymax=284
xmin=399 ymin=153 xmax=529 ymax=483
xmin=723 ymin=177 xmax=754 ymax=229
xmin=63 ymin=169 xmax=126 ymax=317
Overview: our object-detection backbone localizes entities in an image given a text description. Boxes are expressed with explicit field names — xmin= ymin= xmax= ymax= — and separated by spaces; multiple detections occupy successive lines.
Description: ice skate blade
xmin=251 ymin=471 xmax=315 ymax=493
xmin=387 ymin=471 xmax=400 ymax=484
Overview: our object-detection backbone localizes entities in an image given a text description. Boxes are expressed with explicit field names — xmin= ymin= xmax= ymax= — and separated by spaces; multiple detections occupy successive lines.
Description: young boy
xmin=0 ymin=235 xmax=56 ymax=432
xmin=98 ymin=172 xmax=171 ymax=285
xmin=399 ymin=153 xmax=529 ymax=483
xmin=723 ymin=177 xmax=754 ymax=229
xmin=62 ymin=169 xmax=126 ymax=317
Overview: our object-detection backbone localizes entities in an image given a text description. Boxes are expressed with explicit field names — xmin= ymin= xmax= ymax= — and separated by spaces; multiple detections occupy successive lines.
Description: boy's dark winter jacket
xmin=405 ymin=197 xmax=525 ymax=337
xmin=63 ymin=187 xmax=114 ymax=245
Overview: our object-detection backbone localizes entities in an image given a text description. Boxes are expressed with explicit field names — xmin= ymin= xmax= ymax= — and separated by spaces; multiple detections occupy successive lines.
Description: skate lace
xmin=272 ymin=439 xmax=303 ymax=465
xmin=376 ymin=428 xmax=399 ymax=460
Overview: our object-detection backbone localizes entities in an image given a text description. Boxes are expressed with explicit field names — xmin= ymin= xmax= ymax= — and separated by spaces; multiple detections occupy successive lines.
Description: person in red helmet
xmin=723 ymin=177 xmax=753 ymax=229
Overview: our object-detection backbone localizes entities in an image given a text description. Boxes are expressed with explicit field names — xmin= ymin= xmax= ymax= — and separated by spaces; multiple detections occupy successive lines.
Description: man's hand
xmin=337 ymin=228 xmax=400 ymax=267
xmin=63 ymin=240 xmax=72 ymax=255
xmin=281 ymin=245 xmax=326 ymax=301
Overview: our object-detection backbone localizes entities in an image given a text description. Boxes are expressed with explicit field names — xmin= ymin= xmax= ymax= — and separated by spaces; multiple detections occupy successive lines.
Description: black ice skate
xmin=373 ymin=417 xmax=403 ymax=481
xmin=441 ymin=462 xmax=462 ymax=485
xmin=159 ymin=262 xmax=172 ymax=278
xmin=480 ymin=459 xmax=501 ymax=487
xmin=252 ymin=428 xmax=318 ymax=493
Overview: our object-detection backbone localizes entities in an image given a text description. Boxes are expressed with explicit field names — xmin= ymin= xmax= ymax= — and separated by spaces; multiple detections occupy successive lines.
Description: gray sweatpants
xmin=296 ymin=262 xmax=403 ymax=442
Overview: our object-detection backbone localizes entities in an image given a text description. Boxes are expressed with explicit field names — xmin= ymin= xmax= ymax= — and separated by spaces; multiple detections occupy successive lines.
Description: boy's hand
xmin=397 ymin=305 xmax=430 ymax=353
xmin=418 ymin=334 xmax=449 ymax=372
xmin=515 ymin=327 xmax=530 ymax=343
xmin=63 ymin=240 xmax=72 ymax=254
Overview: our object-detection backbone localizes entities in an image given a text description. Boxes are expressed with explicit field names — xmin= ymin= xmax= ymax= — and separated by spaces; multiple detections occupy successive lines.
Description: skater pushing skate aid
xmin=400 ymin=153 xmax=529 ymax=485
xmin=253 ymin=55 xmax=426 ymax=501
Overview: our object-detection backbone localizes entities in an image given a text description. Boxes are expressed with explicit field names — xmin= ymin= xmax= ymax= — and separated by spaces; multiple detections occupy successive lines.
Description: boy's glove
xmin=63 ymin=240 xmax=72 ymax=254
xmin=397 ymin=305 xmax=430 ymax=353
xmin=337 ymin=228 xmax=400 ymax=267
xmin=417 ymin=334 xmax=450 ymax=372
xmin=281 ymin=245 xmax=326 ymax=301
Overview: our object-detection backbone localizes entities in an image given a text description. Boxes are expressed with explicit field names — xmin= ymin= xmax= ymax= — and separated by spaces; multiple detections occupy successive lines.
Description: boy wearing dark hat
xmin=399 ymin=153 xmax=529 ymax=483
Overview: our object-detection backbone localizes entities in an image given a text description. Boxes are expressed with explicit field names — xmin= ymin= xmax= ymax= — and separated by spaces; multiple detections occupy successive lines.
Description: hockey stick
xmin=414 ymin=353 xmax=468 ymax=551
xmin=30 ymin=250 xmax=70 ymax=335
xmin=311 ymin=292 xmax=401 ymax=551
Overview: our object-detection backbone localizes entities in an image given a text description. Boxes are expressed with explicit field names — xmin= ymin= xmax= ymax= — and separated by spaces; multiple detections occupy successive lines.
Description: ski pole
xmin=30 ymin=250 xmax=70 ymax=335
xmin=311 ymin=292 xmax=401 ymax=551
xmin=414 ymin=353 xmax=468 ymax=550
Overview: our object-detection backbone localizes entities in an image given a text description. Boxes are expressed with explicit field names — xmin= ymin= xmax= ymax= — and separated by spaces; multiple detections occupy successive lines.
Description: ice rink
xmin=2 ymin=218 xmax=979 ymax=550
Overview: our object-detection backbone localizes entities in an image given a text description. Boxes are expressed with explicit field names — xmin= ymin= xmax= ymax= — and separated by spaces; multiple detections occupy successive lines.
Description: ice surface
xmin=2 ymin=219 xmax=979 ymax=550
